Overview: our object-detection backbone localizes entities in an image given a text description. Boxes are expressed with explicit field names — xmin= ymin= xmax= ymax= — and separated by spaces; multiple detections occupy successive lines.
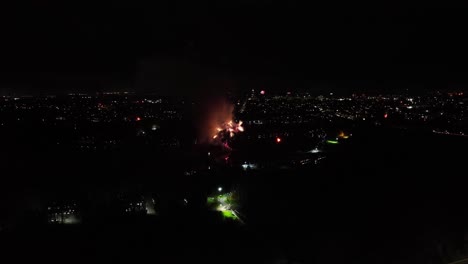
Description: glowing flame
xmin=237 ymin=121 xmax=244 ymax=132
xmin=212 ymin=119 xmax=245 ymax=147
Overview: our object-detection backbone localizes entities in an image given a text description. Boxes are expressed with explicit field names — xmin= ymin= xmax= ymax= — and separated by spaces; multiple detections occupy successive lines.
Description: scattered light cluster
xmin=0 ymin=94 xmax=187 ymax=151
xmin=47 ymin=202 xmax=80 ymax=224
xmin=238 ymin=91 xmax=467 ymax=135
xmin=0 ymin=94 xmax=183 ymax=126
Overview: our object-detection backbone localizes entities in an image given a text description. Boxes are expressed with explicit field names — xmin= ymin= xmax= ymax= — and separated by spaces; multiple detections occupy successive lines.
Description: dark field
xmin=1 ymin=125 xmax=467 ymax=264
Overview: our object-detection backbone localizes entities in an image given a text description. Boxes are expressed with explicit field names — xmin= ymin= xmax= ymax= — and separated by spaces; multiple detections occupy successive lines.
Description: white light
xmin=218 ymin=187 xmax=223 ymax=192
xmin=309 ymin=148 xmax=320 ymax=153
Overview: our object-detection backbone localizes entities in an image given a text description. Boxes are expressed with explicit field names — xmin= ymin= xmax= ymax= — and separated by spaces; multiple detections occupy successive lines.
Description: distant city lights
xmin=241 ymin=163 xmax=257 ymax=170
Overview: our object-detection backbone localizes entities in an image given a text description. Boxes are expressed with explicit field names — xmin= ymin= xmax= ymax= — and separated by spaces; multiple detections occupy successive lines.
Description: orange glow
xmin=338 ymin=131 xmax=349 ymax=139
xmin=212 ymin=119 xmax=245 ymax=141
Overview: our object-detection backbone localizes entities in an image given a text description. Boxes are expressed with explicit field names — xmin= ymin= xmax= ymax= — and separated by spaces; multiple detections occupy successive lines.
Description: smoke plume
xmin=135 ymin=58 xmax=237 ymax=143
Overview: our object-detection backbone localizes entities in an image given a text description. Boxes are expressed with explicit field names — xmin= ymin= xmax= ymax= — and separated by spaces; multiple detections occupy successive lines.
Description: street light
xmin=218 ymin=187 xmax=223 ymax=192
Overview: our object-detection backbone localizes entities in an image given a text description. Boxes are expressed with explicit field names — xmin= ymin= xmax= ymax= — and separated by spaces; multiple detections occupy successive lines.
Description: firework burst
xmin=212 ymin=120 xmax=244 ymax=148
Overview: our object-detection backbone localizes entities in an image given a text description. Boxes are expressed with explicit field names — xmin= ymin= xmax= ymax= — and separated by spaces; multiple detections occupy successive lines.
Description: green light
xmin=222 ymin=210 xmax=237 ymax=220
xmin=326 ymin=140 xmax=339 ymax=144
xmin=208 ymin=192 xmax=240 ymax=221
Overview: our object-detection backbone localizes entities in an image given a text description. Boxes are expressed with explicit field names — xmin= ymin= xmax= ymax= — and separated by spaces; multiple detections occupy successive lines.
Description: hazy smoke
xmin=135 ymin=58 xmax=237 ymax=142
xmin=196 ymin=97 xmax=234 ymax=143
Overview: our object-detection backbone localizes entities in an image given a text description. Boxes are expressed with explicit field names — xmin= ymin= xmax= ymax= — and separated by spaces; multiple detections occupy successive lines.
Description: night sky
xmin=1 ymin=2 xmax=468 ymax=94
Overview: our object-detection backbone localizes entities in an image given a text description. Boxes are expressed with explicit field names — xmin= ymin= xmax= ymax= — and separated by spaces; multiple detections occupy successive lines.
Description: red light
xmin=136 ymin=117 xmax=141 ymax=121
xmin=276 ymin=137 xmax=281 ymax=143
xmin=260 ymin=90 xmax=265 ymax=95
xmin=384 ymin=113 xmax=388 ymax=119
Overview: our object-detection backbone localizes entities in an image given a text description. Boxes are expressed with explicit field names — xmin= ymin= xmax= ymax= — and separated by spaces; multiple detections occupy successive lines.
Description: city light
xmin=241 ymin=163 xmax=257 ymax=170
xmin=276 ymin=137 xmax=281 ymax=143
xmin=309 ymin=148 xmax=321 ymax=153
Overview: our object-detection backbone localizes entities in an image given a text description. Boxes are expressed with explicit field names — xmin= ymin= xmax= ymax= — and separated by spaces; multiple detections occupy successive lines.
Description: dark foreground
xmin=1 ymin=127 xmax=467 ymax=264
